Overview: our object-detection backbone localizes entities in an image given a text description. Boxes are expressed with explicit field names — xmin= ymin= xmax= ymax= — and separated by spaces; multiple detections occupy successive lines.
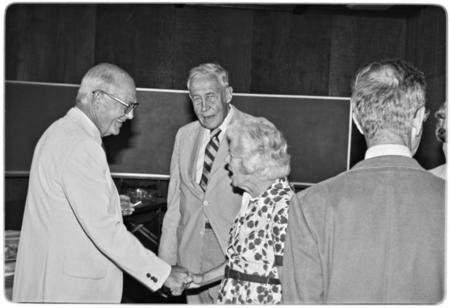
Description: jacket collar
xmin=67 ymin=107 xmax=102 ymax=145
xmin=352 ymin=155 xmax=424 ymax=172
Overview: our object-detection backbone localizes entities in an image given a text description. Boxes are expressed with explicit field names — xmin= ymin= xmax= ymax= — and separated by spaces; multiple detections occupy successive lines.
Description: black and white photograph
xmin=2 ymin=1 xmax=447 ymax=304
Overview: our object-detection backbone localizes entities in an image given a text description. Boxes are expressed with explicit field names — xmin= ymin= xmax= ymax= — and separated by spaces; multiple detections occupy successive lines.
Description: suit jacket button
xmin=146 ymin=273 xmax=151 ymax=278
xmin=203 ymin=200 xmax=209 ymax=206
xmin=151 ymin=277 xmax=158 ymax=283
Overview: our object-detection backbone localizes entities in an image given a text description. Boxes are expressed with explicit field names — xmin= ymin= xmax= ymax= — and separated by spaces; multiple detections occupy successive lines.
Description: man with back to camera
xmin=158 ymin=63 xmax=254 ymax=303
xmin=281 ymin=59 xmax=445 ymax=304
xmin=12 ymin=63 xmax=191 ymax=303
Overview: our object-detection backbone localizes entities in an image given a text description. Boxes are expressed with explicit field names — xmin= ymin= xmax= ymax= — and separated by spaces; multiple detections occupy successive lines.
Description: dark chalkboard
xmin=5 ymin=81 xmax=351 ymax=185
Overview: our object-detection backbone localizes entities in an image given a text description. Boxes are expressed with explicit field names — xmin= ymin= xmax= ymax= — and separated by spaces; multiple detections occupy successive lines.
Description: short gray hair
xmin=351 ymin=59 xmax=426 ymax=141
xmin=187 ymin=63 xmax=229 ymax=90
xmin=227 ymin=116 xmax=290 ymax=180
xmin=76 ymin=63 xmax=133 ymax=105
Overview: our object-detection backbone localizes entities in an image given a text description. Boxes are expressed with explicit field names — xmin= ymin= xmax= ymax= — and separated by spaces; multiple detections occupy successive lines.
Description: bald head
xmin=75 ymin=63 xmax=137 ymax=137
xmin=76 ymin=63 xmax=135 ymax=106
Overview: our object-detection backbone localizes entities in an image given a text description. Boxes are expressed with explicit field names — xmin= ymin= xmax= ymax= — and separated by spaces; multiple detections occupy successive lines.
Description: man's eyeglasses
xmin=93 ymin=89 xmax=139 ymax=115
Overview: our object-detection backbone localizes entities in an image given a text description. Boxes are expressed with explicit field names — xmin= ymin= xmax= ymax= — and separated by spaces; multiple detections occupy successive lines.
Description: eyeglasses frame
xmin=92 ymin=89 xmax=138 ymax=115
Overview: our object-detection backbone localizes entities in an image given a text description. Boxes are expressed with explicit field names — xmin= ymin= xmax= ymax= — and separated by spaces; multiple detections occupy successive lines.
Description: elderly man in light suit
xmin=12 ymin=63 xmax=190 ymax=303
xmin=158 ymin=63 xmax=253 ymax=303
xmin=281 ymin=59 xmax=445 ymax=304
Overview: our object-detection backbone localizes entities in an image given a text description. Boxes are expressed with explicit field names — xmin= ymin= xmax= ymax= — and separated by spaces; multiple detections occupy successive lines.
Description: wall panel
xmin=4 ymin=4 xmax=446 ymax=169
xmin=5 ymin=4 xmax=96 ymax=83
xmin=5 ymin=82 xmax=351 ymax=185
xmin=250 ymin=9 xmax=333 ymax=95
xmin=172 ymin=6 xmax=254 ymax=92
xmin=95 ymin=4 xmax=178 ymax=89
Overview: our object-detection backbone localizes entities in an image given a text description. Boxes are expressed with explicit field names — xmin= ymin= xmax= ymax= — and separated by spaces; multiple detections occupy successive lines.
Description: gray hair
xmin=351 ymin=59 xmax=426 ymax=142
xmin=227 ymin=116 xmax=291 ymax=180
xmin=187 ymin=63 xmax=229 ymax=90
xmin=76 ymin=63 xmax=133 ymax=105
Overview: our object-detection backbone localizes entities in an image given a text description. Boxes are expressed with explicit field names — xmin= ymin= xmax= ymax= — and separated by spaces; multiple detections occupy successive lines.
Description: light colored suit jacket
xmin=282 ymin=155 xmax=445 ymax=304
xmin=12 ymin=107 xmax=170 ymax=303
xmin=158 ymin=107 xmax=251 ymax=272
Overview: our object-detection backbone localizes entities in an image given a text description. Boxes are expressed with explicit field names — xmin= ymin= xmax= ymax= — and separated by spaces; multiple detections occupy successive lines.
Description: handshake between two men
xmin=120 ymin=197 xmax=206 ymax=297
xmin=163 ymin=266 xmax=204 ymax=296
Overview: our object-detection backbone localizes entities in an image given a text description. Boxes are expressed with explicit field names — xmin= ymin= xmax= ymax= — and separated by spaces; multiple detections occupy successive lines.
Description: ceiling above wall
xmin=183 ymin=3 xmax=424 ymax=17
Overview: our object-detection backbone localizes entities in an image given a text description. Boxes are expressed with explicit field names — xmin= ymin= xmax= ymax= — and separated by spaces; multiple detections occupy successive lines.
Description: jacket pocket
xmin=63 ymin=255 xmax=107 ymax=279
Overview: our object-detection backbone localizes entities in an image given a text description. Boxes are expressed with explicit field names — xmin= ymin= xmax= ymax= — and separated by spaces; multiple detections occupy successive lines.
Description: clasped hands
xmin=163 ymin=266 xmax=204 ymax=296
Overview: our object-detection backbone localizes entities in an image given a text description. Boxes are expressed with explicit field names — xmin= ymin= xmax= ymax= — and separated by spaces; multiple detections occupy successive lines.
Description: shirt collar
xmin=364 ymin=144 xmax=412 ymax=160
xmin=242 ymin=191 xmax=252 ymax=207
xmin=240 ymin=178 xmax=291 ymax=214
xmin=218 ymin=104 xmax=234 ymax=134
xmin=69 ymin=107 xmax=102 ymax=144
xmin=244 ymin=178 xmax=290 ymax=202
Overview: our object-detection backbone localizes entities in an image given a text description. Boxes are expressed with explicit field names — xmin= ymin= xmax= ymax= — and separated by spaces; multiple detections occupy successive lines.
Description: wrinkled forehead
xmin=109 ymin=77 xmax=137 ymax=101
xmin=189 ymin=73 xmax=223 ymax=89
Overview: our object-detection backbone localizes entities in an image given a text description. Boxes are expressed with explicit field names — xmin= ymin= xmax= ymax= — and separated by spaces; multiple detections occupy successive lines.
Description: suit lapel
xmin=188 ymin=124 xmax=206 ymax=194
xmin=207 ymin=108 xmax=244 ymax=186
xmin=208 ymin=134 xmax=229 ymax=180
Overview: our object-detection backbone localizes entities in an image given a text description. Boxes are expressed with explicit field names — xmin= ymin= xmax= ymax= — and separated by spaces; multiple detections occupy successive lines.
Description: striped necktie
xmin=200 ymin=128 xmax=221 ymax=191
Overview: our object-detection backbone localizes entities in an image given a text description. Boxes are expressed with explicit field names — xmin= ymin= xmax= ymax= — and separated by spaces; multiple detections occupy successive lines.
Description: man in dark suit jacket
xmin=281 ymin=59 xmax=445 ymax=304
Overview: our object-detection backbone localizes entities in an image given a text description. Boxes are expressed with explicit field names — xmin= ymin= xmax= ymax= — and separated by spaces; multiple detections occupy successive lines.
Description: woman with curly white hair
xmin=188 ymin=115 xmax=294 ymax=304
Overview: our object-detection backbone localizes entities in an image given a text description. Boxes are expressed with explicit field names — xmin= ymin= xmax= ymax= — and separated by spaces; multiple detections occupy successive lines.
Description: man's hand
xmin=186 ymin=272 xmax=203 ymax=289
xmin=163 ymin=265 xmax=192 ymax=296
xmin=119 ymin=195 xmax=135 ymax=216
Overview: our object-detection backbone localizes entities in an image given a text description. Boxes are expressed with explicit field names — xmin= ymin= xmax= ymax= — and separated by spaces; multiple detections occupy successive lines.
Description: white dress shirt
xmin=195 ymin=105 xmax=235 ymax=183
xmin=364 ymin=144 xmax=412 ymax=160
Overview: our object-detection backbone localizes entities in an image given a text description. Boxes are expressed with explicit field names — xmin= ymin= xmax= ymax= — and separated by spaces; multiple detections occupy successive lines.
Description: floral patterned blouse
xmin=217 ymin=178 xmax=294 ymax=304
